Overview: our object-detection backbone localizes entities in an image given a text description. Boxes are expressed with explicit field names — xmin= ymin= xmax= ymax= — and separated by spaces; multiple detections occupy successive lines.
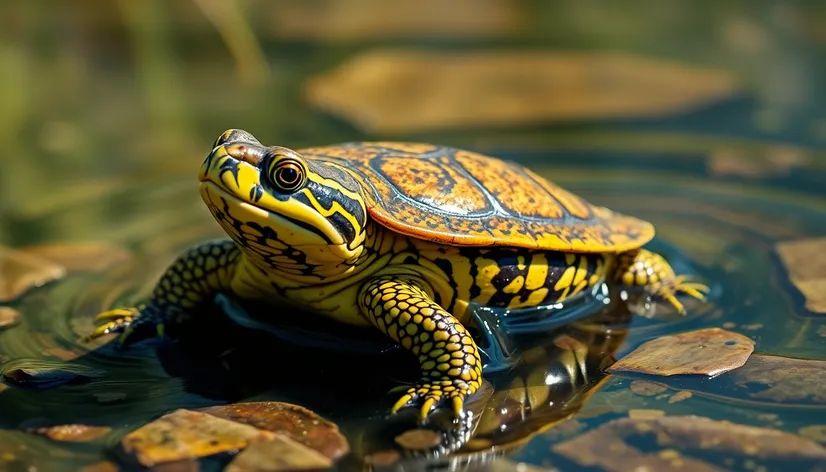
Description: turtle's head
xmin=198 ymin=129 xmax=368 ymax=278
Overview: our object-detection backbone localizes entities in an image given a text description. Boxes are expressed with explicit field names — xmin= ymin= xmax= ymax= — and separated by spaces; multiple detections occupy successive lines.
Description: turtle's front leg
xmin=85 ymin=240 xmax=240 ymax=347
xmin=612 ymin=248 xmax=709 ymax=314
xmin=358 ymin=275 xmax=482 ymax=422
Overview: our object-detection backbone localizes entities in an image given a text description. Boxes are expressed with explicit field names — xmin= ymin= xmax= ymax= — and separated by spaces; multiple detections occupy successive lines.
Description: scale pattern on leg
xmin=613 ymin=248 xmax=709 ymax=314
xmin=358 ymin=275 xmax=482 ymax=422
xmin=87 ymin=240 xmax=241 ymax=345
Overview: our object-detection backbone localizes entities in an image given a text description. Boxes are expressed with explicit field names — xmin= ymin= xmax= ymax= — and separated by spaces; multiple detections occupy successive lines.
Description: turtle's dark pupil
xmin=280 ymin=167 xmax=298 ymax=184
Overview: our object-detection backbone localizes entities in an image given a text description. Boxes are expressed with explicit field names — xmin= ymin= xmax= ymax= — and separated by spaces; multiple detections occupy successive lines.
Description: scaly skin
xmin=87 ymin=129 xmax=709 ymax=422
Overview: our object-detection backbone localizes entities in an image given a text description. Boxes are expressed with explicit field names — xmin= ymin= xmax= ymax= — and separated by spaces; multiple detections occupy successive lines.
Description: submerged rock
xmin=394 ymin=429 xmax=442 ymax=451
xmin=199 ymin=401 xmax=349 ymax=460
xmin=121 ymin=409 xmax=272 ymax=467
xmin=225 ymin=435 xmax=333 ymax=472
xmin=26 ymin=424 xmax=111 ymax=442
xmin=2 ymin=362 xmax=104 ymax=390
xmin=121 ymin=402 xmax=349 ymax=468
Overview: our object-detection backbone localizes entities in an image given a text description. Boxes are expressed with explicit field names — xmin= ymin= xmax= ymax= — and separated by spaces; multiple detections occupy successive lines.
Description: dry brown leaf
xmin=304 ymin=49 xmax=737 ymax=134
xmin=20 ymin=242 xmax=132 ymax=273
xmin=0 ymin=307 xmax=20 ymax=329
xmin=607 ymin=328 xmax=755 ymax=377
xmin=0 ymin=246 xmax=66 ymax=303
xmin=776 ymin=238 xmax=826 ymax=313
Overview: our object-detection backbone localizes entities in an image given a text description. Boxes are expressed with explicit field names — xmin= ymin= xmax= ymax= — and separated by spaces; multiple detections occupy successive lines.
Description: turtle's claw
xmin=391 ymin=379 xmax=473 ymax=423
xmin=655 ymin=277 xmax=711 ymax=314
xmin=84 ymin=304 xmax=164 ymax=347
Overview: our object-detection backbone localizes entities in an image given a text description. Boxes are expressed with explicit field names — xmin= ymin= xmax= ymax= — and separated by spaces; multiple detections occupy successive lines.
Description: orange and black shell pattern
xmin=297 ymin=142 xmax=655 ymax=253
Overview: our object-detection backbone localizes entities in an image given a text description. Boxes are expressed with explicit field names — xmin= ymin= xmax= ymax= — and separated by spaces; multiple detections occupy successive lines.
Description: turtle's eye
xmin=267 ymin=155 xmax=307 ymax=193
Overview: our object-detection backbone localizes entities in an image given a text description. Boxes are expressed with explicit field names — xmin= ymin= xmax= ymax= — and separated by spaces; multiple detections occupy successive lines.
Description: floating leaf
xmin=0 ymin=307 xmax=20 ymax=329
xmin=0 ymin=246 xmax=65 ymax=303
xmin=304 ymin=49 xmax=737 ymax=134
xmin=776 ymin=238 xmax=826 ymax=313
xmin=606 ymin=328 xmax=754 ymax=377
xmin=20 ymin=242 xmax=132 ymax=273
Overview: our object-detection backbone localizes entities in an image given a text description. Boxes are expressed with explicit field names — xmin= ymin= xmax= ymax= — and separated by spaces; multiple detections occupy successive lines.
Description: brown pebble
xmin=668 ymin=391 xmax=693 ymax=403
xmin=630 ymin=380 xmax=668 ymax=397
xmin=28 ymin=424 xmax=111 ymax=442
xmin=394 ymin=429 xmax=441 ymax=450
xmin=225 ymin=435 xmax=332 ymax=472
xmin=628 ymin=409 xmax=665 ymax=420
xmin=365 ymin=450 xmax=401 ymax=467
xmin=80 ymin=461 xmax=120 ymax=472
xmin=0 ymin=307 xmax=20 ymax=329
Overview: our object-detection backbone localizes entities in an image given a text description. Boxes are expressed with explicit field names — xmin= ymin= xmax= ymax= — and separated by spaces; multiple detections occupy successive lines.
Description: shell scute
xmin=298 ymin=142 xmax=655 ymax=252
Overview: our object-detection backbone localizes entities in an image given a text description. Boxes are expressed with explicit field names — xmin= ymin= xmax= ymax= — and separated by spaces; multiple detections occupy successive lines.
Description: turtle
xmin=87 ymin=129 xmax=708 ymax=421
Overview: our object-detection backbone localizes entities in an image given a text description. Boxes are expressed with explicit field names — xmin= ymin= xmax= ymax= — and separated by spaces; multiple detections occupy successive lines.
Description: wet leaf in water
xmin=628 ymin=409 xmax=665 ymax=420
xmin=553 ymin=415 xmax=826 ymax=470
xmin=629 ymin=380 xmax=668 ymax=396
xmin=199 ymin=401 xmax=349 ymax=460
xmin=121 ymin=409 xmax=273 ymax=467
xmin=730 ymin=354 xmax=826 ymax=403
xmin=304 ymin=49 xmax=737 ymax=134
xmin=0 ymin=306 xmax=20 ymax=329
xmin=776 ymin=237 xmax=826 ymax=313
xmin=667 ymin=391 xmax=693 ymax=403
xmin=20 ymin=242 xmax=132 ymax=273
xmin=0 ymin=245 xmax=66 ymax=303
xmin=225 ymin=435 xmax=332 ymax=472
xmin=365 ymin=450 xmax=401 ymax=467
xmin=394 ymin=429 xmax=442 ymax=451
xmin=26 ymin=424 xmax=111 ymax=442
xmin=2 ymin=362 xmax=104 ymax=390
xmin=606 ymin=328 xmax=755 ymax=377
xmin=799 ymin=425 xmax=826 ymax=443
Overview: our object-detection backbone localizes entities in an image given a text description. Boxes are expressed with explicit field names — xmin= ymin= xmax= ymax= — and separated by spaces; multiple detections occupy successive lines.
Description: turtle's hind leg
xmin=612 ymin=248 xmax=709 ymax=314
xmin=85 ymin=240 xmax=240 ymax=347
